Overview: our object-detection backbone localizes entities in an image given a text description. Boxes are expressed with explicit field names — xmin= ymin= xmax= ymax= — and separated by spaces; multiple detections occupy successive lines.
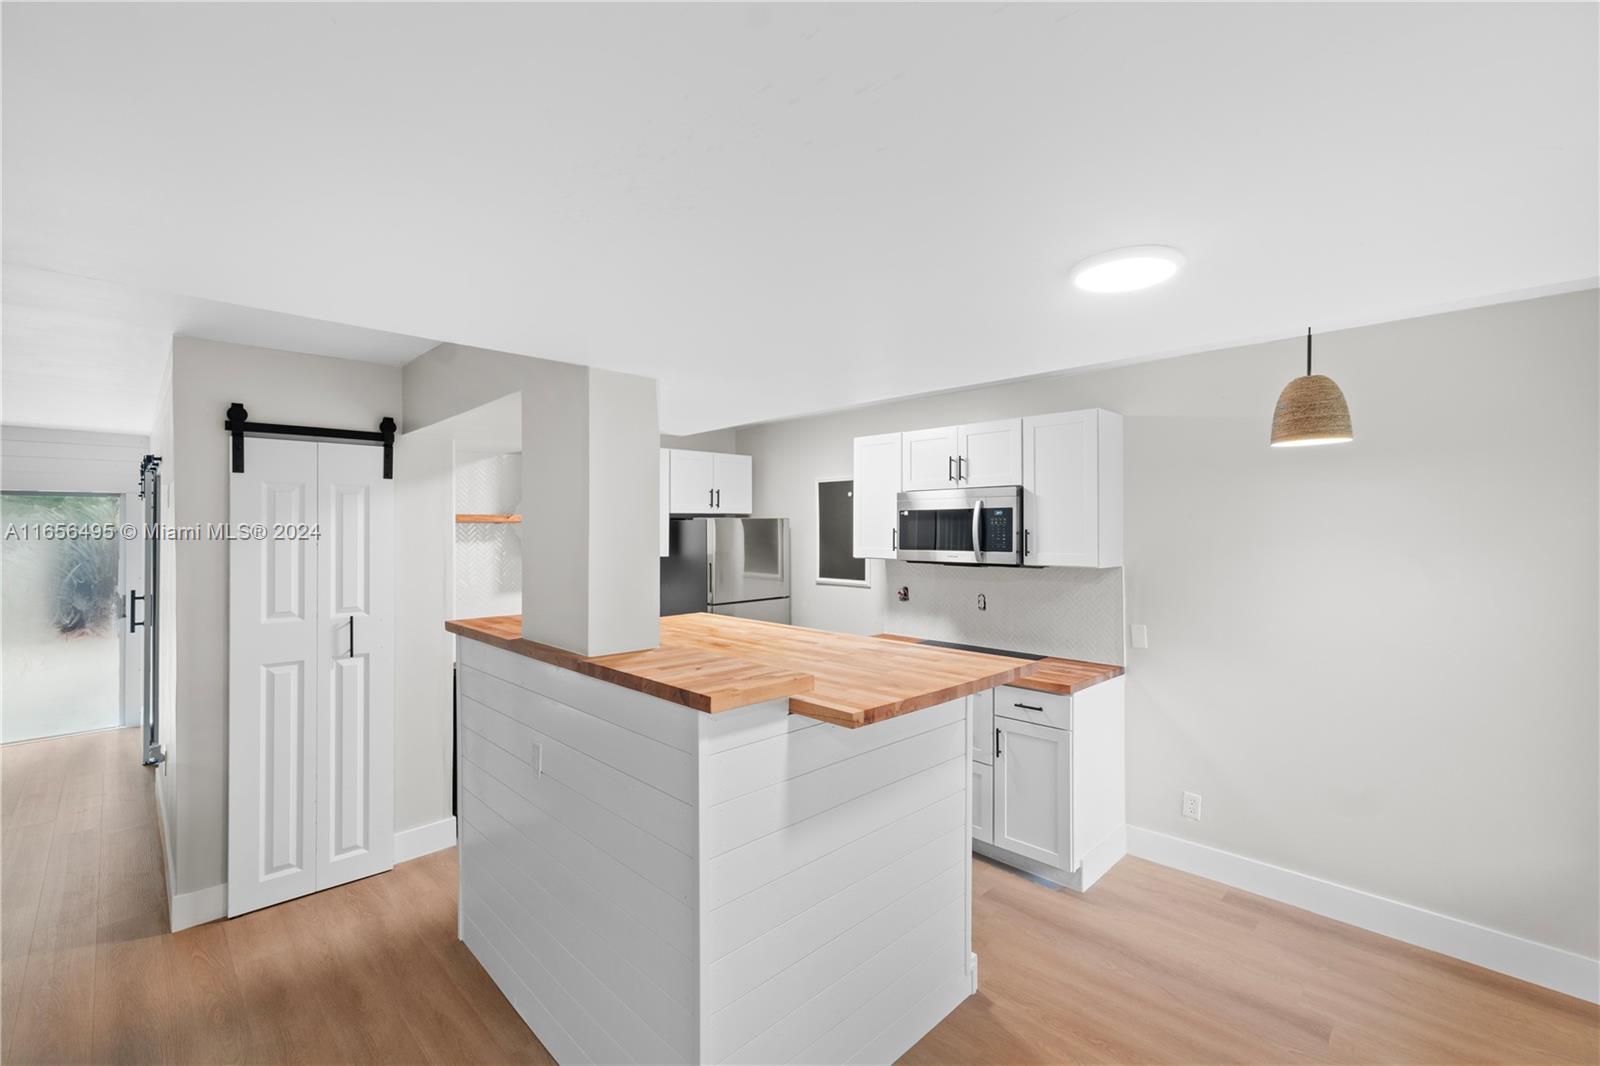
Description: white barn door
xmin=229 ymin=438 xmax=394 ymax=917
xmin=228 ymin=438 xmax=320 ymax=916
xmin=315 ymin=441 xmax=394 ymax=890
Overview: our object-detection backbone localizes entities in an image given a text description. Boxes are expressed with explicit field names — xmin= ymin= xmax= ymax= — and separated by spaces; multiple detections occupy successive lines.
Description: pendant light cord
xmin=1306 ymin=327 xmax=1313 ymax=376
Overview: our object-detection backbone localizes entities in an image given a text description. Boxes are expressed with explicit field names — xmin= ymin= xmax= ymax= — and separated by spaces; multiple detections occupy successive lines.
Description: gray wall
xmin=166 ymin=337 xmax=403 ymax=896
xmin=734 ymin=289 xmax=1599 ymax=958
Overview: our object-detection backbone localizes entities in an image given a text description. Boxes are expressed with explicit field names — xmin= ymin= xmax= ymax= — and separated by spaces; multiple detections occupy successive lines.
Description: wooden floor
xmin=3 ymin=728 xmax=1595 ymax=1065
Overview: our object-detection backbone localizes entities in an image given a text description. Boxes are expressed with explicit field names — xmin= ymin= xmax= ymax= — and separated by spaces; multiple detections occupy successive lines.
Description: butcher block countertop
xmin=447 ymin=613 xmax=1038 ymax=728
xmin=874 ymin=633 xmax=1124 ymax=695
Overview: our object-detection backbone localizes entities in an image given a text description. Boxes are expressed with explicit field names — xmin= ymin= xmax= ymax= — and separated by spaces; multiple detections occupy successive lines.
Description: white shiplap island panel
xmin=455 ymin=636 xmax=976 ymax=1065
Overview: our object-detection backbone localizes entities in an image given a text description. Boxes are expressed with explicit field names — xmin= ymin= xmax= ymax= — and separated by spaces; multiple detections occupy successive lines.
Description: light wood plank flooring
xmin=4 ymin=727 xmax=1595 ymax=1065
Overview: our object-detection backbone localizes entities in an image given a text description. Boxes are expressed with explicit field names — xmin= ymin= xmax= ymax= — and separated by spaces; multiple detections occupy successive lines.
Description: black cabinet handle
xmin=1024 ymin=529 xmax=1031 ymax=557
xmin=347 ymin=616 xmax=356 ymax=659
xmin=958 ymin=456 xmax=967 ymax=481
xmin=892 ymin=528 xmax=897 ymax=550
xmin=128 ymin=591 xmax=144 ymax=633
xmin=1013 ymin=702 xmax=1044 ymax=712
xmin=948 ymin=456 xmax=955 ymax=482
xmin=709 ymin=487 xmax=714 ymax=509
xmin=995 ymin=726 xmax=1002 ymax=756
xmin=715 ymin=488 xmax=721 ymax=508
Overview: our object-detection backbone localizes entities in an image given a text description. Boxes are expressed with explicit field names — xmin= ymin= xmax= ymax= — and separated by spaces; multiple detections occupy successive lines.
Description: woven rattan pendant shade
xmin=1270 ymin=329 xmax=1353 ymax=447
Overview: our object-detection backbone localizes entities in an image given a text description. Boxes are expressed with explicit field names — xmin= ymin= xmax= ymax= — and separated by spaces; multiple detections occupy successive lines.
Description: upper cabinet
xmin=664 ymin=449 xmax=753 ymax=516
xmin=852 ymin=432 xmax=901 ymax=559
xmin=1021 ymin=409 xmax=1122 ymax=568
xmin=853 ymin=408 xmax=1122 ymax=568
xmin=900 ymin=425 xmax=960 ymax=490
xmin=900 ymin=420 xmax=1023 ymax=490
xmin=959 ymin=419 xmax=1023 ymax=487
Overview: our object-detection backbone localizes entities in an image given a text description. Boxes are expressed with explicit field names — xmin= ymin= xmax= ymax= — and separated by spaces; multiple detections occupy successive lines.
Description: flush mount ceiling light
xmin=1069 ymin=245 xmax=1186 ymax=294
xmin=1270 ymin=328 xmax=1354 ymax=447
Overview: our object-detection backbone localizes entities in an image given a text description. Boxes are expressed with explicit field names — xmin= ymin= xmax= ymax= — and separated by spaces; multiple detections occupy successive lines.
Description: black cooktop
xmin=918 ymin=638 xmax=1048 ymax=661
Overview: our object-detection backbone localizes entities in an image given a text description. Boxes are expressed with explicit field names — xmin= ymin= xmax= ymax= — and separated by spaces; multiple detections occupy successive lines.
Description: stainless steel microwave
xmin=895 ymin=486 xmax=1022 ymax=566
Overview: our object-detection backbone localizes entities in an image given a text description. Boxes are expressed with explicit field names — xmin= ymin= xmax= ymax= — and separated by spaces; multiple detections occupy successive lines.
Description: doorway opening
xmin=1 ymin=492 xmax=124 ymax=742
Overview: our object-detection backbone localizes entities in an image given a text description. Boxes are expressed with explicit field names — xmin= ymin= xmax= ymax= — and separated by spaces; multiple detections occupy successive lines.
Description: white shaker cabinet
xmin=993 ymin=716 xmax=1073 ymax=870
xmin=1021 ymin=409 xmax=1123 ymax=567
xmin=958 ymin=418 xmax=1023 ymax=487
xmin=712 ymin=452 xmax=752 ymax=514
xmin=668 ymin=449 xmax=715 ymax=514
xmin=851 ymin=432 xmax=901 ymax=559
xmin=900 ymin=425 xmax=961 ymax=490
xmin=664 ymin=448 xmax=753 ymax=515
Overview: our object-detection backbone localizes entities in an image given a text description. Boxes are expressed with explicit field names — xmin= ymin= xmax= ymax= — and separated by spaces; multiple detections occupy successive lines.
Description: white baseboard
xmin=170 ymin=882 xmax=227 ymax=932
xmin=1127 ymin=826 xmax=1600 ymax=1004
xmin=394 ymin=816 xmax=458 ymax=863
xmin=1077 ymin=823 xmax=1128 ymax=892
xmin=169 ymin=817 xmax=459 ymax=932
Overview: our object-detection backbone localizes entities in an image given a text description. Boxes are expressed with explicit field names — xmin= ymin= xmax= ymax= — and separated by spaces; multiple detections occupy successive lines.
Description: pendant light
xmin=1270 ymin=328 xmax=1353 ymax=447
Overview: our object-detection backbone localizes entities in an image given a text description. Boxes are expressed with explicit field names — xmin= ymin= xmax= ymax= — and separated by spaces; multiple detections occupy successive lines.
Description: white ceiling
xmin=3 ymin=3 xmax=1595 ymax=435
xmin=1 ymin=265 xmax=437 ymax=433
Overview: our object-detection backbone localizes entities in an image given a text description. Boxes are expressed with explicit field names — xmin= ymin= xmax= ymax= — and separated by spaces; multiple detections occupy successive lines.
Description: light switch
xmin=1130 ymin=624 xmax=1149 ymax=649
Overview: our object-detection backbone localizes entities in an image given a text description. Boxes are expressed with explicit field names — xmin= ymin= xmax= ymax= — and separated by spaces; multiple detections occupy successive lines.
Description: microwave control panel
xmin=984 ymin=508 xmax=1014 ymax=552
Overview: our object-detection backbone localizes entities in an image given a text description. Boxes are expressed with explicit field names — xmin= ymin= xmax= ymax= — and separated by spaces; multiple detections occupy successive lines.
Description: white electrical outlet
xmin=1182 ymin=791 xmax=1202 ymax=820
xmin=1131 ymin=624 xmax=1149 ymax=649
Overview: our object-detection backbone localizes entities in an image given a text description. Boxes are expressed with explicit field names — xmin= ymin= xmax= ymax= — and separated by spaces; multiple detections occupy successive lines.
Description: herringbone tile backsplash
xmin=881 ymin=562 xmax=1125 ymax=665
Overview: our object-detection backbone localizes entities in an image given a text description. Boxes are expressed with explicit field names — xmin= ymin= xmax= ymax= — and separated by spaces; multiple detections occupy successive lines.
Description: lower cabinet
xmin=970 ymin=677 xmax=1126 ymax=892
xmin=972 ymin=761 xmax=994 ymax=844
xmin=993 ymin=717 xmax=1072 ymax=869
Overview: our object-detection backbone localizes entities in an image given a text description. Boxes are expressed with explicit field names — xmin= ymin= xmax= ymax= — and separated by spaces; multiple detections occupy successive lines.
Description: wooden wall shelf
xmin=455 ymin=514 xmax=522 ymax=524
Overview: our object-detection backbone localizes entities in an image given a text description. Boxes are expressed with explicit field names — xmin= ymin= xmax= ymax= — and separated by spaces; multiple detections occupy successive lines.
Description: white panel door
xmin=852 ymin=432 xmax=901 ymax=559
xmin=315 ymin=442 xmax=395 ymax=891
xmin=228 ymin=438 xmax=319 ymax=917
xmin=668 ymin=450 xmax=715 ymax=514
xmin=993 ymin=718 xmax=1072 ymax=869
xmin=972 ymin=761 xmax=994 ymax=844
xmin=959 ymin=419 xmax=1022 ymax=487
xmin=712 ymin=453 xmax=752 ymax=515
xmin=901 ymin=426 xmax=960 ymax=490
xmin=1021 ymin=411 xmax=1098 ymax=567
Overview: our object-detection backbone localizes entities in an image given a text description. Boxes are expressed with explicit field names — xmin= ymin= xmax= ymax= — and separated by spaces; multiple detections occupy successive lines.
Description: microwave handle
xmin=971 ymin=498 xmax=983 ymax=562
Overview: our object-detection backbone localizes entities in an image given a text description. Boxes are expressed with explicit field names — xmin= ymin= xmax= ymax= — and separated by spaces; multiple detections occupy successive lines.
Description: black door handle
xmin=129 ymin=591 xmax=144 ymax=633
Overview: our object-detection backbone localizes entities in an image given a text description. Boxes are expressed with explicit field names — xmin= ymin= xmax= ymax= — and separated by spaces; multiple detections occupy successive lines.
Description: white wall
xmin=165 ymin=336 xmax=402 ymax=896
xmin=393 ymin=393 xmax=522 ymax=836
xmin=734 ymin=289 xmax=1599 ymax=961
xmin=405 ymin=343 xmax=659 ymax=656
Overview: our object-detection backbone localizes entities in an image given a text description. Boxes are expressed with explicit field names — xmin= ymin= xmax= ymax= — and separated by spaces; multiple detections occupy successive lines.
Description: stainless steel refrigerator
xmin=660 ymin=517 xmax=791 ymax=623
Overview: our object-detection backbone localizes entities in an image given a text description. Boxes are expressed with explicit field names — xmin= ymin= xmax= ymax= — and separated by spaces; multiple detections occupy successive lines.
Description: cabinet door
xmin=959 ymin=419 xmax=1022 ymax=487
xmin=994 ymin=718 xmax=1072 ymax=869
xmin=971 ymin=688 xmax=994 ymax=764
xmin=659 ymin=449 xmax=670 ymax=557
xmin=712 ymin=453 xmax=752 ymax=515
xmin=901 ymin=425 xmax=960 ymax=490
xmin=668 ymin=449 xmax=715 ymax=514
xmin=972 ymin=761 xmax=994 ymax=844
xmin=852 ymin=432 xmax=901 ymax=559
xmin=1021 ymin=411 xmax=1098 ymax=566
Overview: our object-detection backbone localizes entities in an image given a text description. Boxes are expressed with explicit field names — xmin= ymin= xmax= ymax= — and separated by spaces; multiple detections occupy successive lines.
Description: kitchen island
xmin=446 ymin=613 xmax=1036 ymax=1065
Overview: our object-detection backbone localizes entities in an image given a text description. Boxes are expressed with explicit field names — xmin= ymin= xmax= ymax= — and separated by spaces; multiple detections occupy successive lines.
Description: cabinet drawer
xmin=971 ymin=690 xmax=994 ymax=764
xmin=995 ymin=685 xmax=1072 ymax=731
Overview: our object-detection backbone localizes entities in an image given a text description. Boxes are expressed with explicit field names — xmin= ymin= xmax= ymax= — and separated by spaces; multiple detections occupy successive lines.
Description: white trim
xmin=154 ymin=767 xmax=178 ymax=928
xmin=170 ymin=883 xmax=227 ymax=932
xmin=395 ymin=816 xmax=458 ymax=863
xmin=1127 ymin=826 xmax=1600 ymax=1005
xmin=169 ymin=817 xmax=458 ymax=932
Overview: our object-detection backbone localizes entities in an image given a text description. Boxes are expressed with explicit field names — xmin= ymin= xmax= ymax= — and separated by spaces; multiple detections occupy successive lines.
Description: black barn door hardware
xmin=225 ymin=402 xmax=398 ymax=477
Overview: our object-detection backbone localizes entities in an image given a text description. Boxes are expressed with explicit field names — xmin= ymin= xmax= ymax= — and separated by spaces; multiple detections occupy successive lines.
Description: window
xmin=816 ymin=479 xmax=868 ymax=587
